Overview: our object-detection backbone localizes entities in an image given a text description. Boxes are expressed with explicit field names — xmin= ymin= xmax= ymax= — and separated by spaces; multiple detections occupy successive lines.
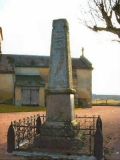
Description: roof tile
xmin=0 ymin=54 xmax=93 ymax=73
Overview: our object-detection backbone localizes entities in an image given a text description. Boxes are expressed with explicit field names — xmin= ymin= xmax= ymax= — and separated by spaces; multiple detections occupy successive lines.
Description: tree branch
xmin=78 ymin=0 xmax=120 ymax=38
xmin=99 ymin=2 xmax=113 ymax=27
xmin=113 ymin=0 xmax=120 ymax=24
xmin=88 ymin=25 xmax=120 ymax=37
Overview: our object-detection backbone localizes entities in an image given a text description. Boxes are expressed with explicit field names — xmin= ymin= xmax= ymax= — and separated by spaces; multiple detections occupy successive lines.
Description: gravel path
xmin=0 ymin=106 xmax=120 ymax=160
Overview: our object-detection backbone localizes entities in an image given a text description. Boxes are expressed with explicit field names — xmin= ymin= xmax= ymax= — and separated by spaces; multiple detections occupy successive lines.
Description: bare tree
xmin=78 ymin=0 xmax=120 ymax=38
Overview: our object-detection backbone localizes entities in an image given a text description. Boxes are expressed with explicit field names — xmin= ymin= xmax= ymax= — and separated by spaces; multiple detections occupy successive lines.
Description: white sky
xmin=0 ymin=0 xmax=120 ymax=95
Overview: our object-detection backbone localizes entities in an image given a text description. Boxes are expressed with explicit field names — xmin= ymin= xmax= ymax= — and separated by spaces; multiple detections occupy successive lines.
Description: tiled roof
xmin=72 ymin=56 xmax=93 ymax=69
xmin=0 ymin=54 xmax=93 ymax=72
xmin=0 ymin=54 xmax=14 ymax=73
xmin=14 ymin=55 xmax=49 ymax=67
xmin=16 ymin=75 xmax=45 ymax=86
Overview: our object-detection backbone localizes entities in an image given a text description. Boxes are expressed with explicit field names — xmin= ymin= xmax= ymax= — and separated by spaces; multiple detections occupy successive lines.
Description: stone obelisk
xmin=45 ymin=19 xmax=79 ymax=129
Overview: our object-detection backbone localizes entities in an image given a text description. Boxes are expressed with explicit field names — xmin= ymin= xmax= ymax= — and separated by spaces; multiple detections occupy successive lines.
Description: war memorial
xmin=7 ymin=19 xmax=104 ymax=160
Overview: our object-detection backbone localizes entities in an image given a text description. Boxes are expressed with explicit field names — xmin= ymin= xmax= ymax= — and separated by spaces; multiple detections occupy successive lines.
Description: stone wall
xmin=39 ymin=87 xmax=45 ymax=106
xmin=76 ymin=69 xmax=92 ymax=108
xmin=0 ymin=74 xmax=14 ymax=104
xmin=0 ymin=67 xmax=92 ymax=107
xmin=39 ymin=68 xmax=49 ymax=87
xmin=15 ymin=86 xmax=21 ymax=106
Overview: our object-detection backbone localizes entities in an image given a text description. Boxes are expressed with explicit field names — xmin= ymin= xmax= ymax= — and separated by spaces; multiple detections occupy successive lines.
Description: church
xmin=0 ymin=28 xmax=93 ymax=108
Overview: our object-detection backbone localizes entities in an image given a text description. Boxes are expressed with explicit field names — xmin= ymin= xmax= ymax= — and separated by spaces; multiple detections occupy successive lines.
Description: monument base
xmin=33 ymin=129 xmax=85 ymax=154
xmin=42 ymin=119 xmax=80 ymax=137
xmin=32 ymin=119 xmax=82 ymax=152
xmin=46 ymin=93 xmax=76 ymax=122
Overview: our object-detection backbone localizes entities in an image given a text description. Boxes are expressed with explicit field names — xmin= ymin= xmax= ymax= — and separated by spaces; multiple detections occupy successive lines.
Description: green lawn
xmin=0 ymin=104 xmax=46 ymax=113
xmin=0 ymin=104 xmax=82 ymax=113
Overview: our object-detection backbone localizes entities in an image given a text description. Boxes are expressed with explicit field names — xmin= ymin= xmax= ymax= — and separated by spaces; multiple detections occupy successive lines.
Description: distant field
xmin=0 ymin=104 xmax=46 ymax=113
xmin=92 ymin=99 xmax=120 ymax=106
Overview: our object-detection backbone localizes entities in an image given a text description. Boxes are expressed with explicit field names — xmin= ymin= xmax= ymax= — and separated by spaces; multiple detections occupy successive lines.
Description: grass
xmin=75 ymin=107 xmax=82 ymax=110
xmin=0 ymin=104 xmax=83 ymax=113
xmin=0 ymin=104 xmax=46 ymax=113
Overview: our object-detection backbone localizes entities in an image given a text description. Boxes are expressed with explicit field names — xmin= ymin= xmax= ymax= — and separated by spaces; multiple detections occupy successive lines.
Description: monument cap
xmin=53 ymin=19 xmax=69 ymax=28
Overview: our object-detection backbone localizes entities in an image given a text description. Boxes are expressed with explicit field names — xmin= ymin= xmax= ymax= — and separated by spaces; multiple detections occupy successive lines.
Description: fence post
xmin=36 ymin=116 xmax=41 ymax=134
xmin=94 ymin=124 xmax=104 ymax=160
xmin=89 ymin=125 xmax=92 ymax=154
xmin=106 ymin=100 xmax=107 ymax=106
xmin=7 ymin=122 xmax=15 ymax=153
xmin=96 ymin=115 xmax=102 ymax=131
xmin=43 ymin=114 xmax=45 ymax=122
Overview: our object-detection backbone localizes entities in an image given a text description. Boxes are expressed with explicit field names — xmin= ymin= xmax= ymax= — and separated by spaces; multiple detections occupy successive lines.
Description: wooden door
xmin=22 ymin=89 xmax=30 ymax=105
xmin=31 ymin=89 xmax=39 ymax=105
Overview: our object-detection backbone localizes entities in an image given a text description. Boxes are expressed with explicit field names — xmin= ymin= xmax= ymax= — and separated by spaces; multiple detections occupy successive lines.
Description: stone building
xmin=0 ymin=26 xmax=93 ymax=108
xmin=0 ymin=53 xmax=93 ymax=108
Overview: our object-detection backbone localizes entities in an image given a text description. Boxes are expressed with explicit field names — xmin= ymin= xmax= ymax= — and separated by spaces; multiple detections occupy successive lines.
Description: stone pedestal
xmin=45 ymin=91 xmax=79 ymax=132
xmin=46 ymin=93 xmax=75 ymax=122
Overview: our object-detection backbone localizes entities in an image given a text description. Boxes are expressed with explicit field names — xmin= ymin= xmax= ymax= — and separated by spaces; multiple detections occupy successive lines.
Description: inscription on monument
xmin=49 ymin=19 xmax=73 ymax=90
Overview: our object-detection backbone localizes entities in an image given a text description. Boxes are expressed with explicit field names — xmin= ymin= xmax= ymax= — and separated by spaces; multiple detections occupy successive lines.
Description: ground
xmin=0 ymin=106 xmax=120 ymax=160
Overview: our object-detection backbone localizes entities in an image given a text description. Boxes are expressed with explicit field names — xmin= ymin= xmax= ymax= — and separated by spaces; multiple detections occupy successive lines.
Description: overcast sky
xmin=0 ymin=0 xmax=120 ymax=95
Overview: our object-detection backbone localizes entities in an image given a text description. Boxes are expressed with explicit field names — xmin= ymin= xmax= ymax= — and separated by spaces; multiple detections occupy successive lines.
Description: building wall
xmin=15 ymin=67 xmax=45 ymax=106
xmin=39 ymin=87 xmax=45 ymax=106
xmin=15 ymin=67 xmax=49 ymax=83
xmin=38 ymin=68 xmax=92 ymax=108
xmin=15 ymin=86 xmax=21 ymax=106
xmin=0 ymin=73 xmax=14 ymax=104
xmin=39 ymin=68 xmax=49 ymax=88
xmin=15 ymin=67 xmax=39 ymax=75
xmin=0 ymin=67 xmax=92 ymax=108
xmin=76 ymin=69 xmax=92 ymax=107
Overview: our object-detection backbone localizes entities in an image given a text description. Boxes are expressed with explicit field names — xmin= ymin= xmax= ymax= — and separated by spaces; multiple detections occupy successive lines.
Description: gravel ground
xmin=0 ymin=106 xmax=120 ymax=160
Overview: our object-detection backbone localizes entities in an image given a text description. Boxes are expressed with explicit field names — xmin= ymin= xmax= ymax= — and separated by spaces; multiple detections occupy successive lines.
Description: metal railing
xmin=7 ymin=114 xmax=104 ymax=160
xmin=7 ymin=114 xmax=46 ymax=152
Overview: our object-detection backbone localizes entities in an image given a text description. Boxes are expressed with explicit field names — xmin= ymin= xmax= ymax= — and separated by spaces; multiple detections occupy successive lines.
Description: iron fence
xmin=7 ymin=114 xmax=103 ymax=160
xmin=75 ymin=115 xmax=98 ymax=155
xmin=36 ymin=115 xmax=98 ymax=154
xmin=7 ymin=114 xmax=46 ymax=153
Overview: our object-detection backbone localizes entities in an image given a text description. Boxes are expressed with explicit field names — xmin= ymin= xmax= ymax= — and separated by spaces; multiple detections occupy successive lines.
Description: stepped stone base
xmin=33 ymin=130 xmax=85 ymax=153
xmin=41 ymin=119 xmax=80 ymax=137
xmin=31 ymin=120 xmax=85 ymax=154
